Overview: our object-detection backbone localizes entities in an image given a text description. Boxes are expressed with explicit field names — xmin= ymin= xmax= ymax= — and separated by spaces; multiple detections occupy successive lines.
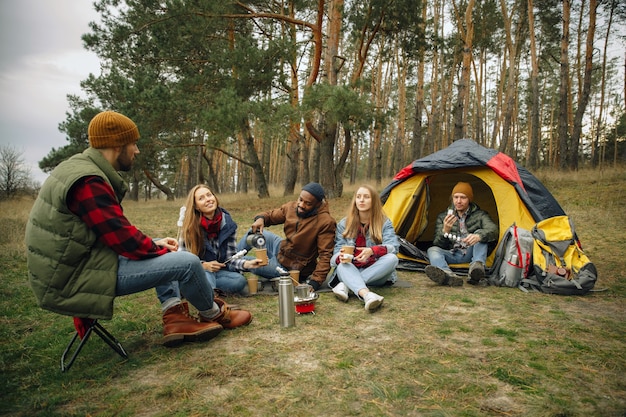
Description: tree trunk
xmin=527 ymin=0 xmax=540 ymax=169
xmin=452 ymin=0 xmax=475 ymax=140
xmin=558 ymin=0 xmax=571 ymax=169
xmin=143 ymin=169 xmax=174 ymax=200
xmin=427 ymin=0 xmax=444 ymax=153
xmin=412 ymin=4 xmax=427 ymax=160
xmin=350 ymin=131 xmax=359 ymax=185
xmin=497 ymin=0 xmax=520 ymax=155
xmin=490 ymin=53 xmax=505 ymax=149
xmin=592 ymin=0 xmax=616 ymax=167
xmin=240 ymin=118 xmax=269 ymax=198
xmin=334 ymin=126 xmax=351 ymax=196
xmin=302 ymin=0 xmax=324 ymax=185
xmin=394 ymin=47 xmax=407 ymax=173
xmin=570 ymin=0 xmax=597 ymax=170
xmin=129 ymin=169 xmax=140 ymax=201
xmin=471 ymin=48 xmax=485 ymax=146
xmin=302 ymin=131 xmax=311 ymax=185
xmin=282 ymin=1 xmax=301 ymax=195
xmin=318 ymin=0 xmax=343 ymax=198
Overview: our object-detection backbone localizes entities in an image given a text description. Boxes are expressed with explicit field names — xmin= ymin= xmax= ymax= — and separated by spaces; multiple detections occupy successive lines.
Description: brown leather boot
xmin=201 ymin=298 xmax=252 ymax=329
xmin=162 ymin=303 xmax=223 ymax=347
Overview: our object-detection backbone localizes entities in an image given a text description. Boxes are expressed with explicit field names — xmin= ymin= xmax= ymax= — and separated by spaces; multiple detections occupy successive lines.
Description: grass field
xmin=0 ymin=169 xmax=624 ymax=417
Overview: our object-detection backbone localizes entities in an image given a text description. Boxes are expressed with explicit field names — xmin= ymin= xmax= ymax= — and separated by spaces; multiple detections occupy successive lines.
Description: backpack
xmin=521 ymin=216 xmax=597 ymax=295
xmin=489 ymin=223 xmax=534 ymax=288
xmin=398 ymin=236 xmax=429 ymax=263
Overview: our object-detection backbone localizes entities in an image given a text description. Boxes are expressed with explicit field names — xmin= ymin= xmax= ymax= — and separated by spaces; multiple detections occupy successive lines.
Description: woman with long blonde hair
xmin=329 ymin=185 xmax=399 ymax=312
xmin=180 ymin=184 xmax=261 ymax=295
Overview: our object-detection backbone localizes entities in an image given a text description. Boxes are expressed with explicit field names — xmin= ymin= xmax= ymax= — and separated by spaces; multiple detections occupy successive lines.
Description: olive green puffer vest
xmin=25 ymin=148 xmax=128 ymax=319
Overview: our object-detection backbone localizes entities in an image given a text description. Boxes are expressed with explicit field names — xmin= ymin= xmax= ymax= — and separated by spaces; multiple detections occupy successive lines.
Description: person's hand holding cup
xmin=255 ymin=248 xmax=269 ymax=266
xmin=340 ymin=245 xmax=355 ymax=263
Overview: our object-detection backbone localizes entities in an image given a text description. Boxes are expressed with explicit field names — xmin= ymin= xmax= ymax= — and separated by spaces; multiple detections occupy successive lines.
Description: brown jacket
xmin=257 ymin=200 xmax=336 ymax=284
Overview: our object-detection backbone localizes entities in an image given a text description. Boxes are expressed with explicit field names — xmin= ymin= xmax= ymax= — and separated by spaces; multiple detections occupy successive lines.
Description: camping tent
xmin=380 ymin=139 xmax=565 ymax=270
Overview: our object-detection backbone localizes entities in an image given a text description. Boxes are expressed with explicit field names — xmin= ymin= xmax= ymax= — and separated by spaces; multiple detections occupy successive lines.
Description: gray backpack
xmin=489 ymin=224 xmax=534 ymax=288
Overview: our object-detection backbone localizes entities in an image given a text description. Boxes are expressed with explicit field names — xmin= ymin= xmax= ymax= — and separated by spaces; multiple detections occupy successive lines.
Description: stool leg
xmin=61 ymin=326 xmax=94 ymax=372
xmin=60 ymin=320 xmax=128 ymax=372
xmin=92 ymin=321 xmax=128 ymax=359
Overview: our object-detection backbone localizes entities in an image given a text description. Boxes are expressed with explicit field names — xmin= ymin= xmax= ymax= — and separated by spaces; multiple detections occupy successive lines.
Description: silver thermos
xmin=278 ymin=275 xmax=295 ymax=328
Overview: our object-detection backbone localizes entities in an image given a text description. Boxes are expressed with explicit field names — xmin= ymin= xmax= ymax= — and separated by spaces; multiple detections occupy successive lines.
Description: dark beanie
xmin=302 ymin=182 xmax=325 ymax=201
xmin=88 ymin=111 xmax=140 ymax=149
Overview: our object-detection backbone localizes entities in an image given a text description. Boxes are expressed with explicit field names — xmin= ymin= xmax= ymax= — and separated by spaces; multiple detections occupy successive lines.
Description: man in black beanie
xmin=238 ymin=182 xmax=337 ymax=290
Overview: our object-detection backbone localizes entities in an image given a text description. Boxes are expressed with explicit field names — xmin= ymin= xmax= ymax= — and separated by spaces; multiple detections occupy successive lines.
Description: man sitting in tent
xmin=425 ymin=182 xmax=498 ymax=286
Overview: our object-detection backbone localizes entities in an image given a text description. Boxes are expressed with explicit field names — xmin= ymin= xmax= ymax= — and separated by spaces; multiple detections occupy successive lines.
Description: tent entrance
xmin=382 ymin=139 xmax=566 ymax=271
xmin=396 ymin=170 xmax=498 ymax=251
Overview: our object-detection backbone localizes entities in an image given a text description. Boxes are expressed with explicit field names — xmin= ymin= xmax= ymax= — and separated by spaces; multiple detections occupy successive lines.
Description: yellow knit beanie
xmin=451 ymin=182 xmax=473 ymax=202
xmin=88 ymin=111 xmax=140 ymax=149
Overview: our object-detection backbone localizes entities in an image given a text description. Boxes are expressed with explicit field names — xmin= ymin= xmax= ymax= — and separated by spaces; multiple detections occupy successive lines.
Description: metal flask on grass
xmin=277 ymin=272 xmax=295 ymax=328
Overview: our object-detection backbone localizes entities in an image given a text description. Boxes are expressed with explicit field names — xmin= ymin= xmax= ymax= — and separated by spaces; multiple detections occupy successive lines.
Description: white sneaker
xmin=363 ymin=291 xmax=384 ymax=312
xmin=332 ymin=282 xmax=349 ymax=302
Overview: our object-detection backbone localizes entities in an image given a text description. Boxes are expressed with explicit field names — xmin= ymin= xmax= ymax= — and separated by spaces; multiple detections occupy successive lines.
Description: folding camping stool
xmin=61 ymin=319 xmax=128 ymax=372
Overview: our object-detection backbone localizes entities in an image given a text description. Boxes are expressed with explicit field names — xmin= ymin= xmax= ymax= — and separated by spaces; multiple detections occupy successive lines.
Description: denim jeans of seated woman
xmin=116 ymin=250 xmax=214 ymax=311
xmin=426 ymin=242 xmax=489 ymax=272
xmin=205 ymin=270 xmax=247 ymax=294
xmin=335 ymin=253 xmax=398 ymax=298
xmin=156 ymin=269 xmax=247 ymax=301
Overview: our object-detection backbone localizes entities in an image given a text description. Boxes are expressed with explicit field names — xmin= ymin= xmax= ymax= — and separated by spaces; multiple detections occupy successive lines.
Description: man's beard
xmin=117 ymin=152 xmax=134 ymax=171
xmin=297 ymin=206 xmax=319 ymax=218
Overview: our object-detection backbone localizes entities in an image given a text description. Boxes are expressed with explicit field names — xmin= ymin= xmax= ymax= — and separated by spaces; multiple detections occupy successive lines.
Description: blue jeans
xmin=237 ymin=230 xmax=288 ymax=279
xmin=206 ymin=270 xmax=247 ymax=294
xmin=426 ymin=242 xmax=489 ymax=272
xmin=336 ymin=253 xmax=398 ymax=297
xmin=116 ymin=251 xmax=214 ymax=311
xmin=156 ymin=268 xmax=247 ymax=301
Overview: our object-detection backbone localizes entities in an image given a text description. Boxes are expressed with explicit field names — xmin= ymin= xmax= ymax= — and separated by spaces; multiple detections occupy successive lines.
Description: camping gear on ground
xmin=295 ymin=283 xmax=313 ymax=299
xmin=398 ymin=237 xmax=429 ymax=262
xmin=294 ymin=291 xmax=319 ymax=314
xmin=489 ymin=223 xmax=534 ymax=288
xmin=381 ymin=139 xmax=566 ymax=272
xmin=277 ymin=268 xmax=295 ymax=327
xmin=521 ymin=216 xmax=598 ymax=295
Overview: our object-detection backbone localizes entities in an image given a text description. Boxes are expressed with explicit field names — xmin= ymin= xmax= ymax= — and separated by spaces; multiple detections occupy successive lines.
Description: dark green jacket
xmin=432 ymin=203 xmax=499 ymax=251
xmin=25 ymin=148 xmax=127 ymax=319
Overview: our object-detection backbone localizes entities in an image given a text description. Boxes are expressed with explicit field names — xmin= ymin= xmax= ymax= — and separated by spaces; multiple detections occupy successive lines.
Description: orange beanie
xmin=88 ymin=111 xmax=140 ymax=149
xmin=451 ymin=182 xmax=473 ymax=202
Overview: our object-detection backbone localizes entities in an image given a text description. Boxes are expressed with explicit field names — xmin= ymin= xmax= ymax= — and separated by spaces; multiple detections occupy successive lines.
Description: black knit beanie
xmin=302 ymin=182 xmax=325 ymax=201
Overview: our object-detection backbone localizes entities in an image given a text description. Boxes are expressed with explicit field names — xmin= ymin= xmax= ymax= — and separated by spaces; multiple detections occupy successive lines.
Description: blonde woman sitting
xmin=330 ymin=185 xmax=399 ymax=312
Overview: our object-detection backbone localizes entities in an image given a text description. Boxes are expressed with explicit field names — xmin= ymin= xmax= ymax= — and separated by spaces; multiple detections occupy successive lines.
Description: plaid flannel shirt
xmin=68 ymin=176 xmax=168 ymax=260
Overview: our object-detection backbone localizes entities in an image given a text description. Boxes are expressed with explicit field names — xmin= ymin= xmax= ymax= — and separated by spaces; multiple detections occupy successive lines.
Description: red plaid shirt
xmin=67 ymin=176 xmax=168 ymax=260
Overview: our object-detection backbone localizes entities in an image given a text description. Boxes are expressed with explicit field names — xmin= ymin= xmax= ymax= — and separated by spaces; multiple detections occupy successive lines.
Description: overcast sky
xmin=0 ymin=0 xmax=101 ymax=183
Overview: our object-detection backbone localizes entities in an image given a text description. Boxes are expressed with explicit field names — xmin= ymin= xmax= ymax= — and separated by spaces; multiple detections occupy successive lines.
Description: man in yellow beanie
xmin=424 ymin=181 xmax=498 ymax=286
xmin=26 ymin=111 xmax=251 ymax=350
